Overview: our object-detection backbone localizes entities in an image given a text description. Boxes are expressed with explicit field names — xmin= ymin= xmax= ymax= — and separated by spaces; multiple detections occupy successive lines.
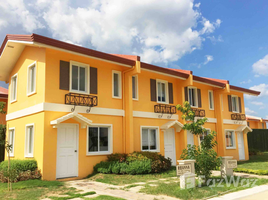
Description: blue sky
xmin=0 ymin=0 xmax=267 ymax=118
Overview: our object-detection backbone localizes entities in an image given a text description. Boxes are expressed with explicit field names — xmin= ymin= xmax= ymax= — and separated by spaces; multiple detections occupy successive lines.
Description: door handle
xmin=74 ymin=150 xmax=77 ymax=152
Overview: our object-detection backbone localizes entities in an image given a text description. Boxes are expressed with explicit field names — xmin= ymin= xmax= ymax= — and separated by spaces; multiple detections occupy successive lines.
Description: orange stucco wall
xmin=5 ymin=45 xmax=251 ymax=180
xmin=247 ymin=120 xmax=267 ymax=129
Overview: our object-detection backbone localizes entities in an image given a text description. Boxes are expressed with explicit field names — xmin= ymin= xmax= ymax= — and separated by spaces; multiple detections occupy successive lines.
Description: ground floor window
xmin=199 ymin=129 xmax=211 ymax=144
xmin=8 ymin=128 xmax=15 ymax=157
xmin=141 ymin=127 xmax=159 ymax=151
xmin=25 ymin=124 xmax=34 ymax=157
xmin=87 ymin=125 xmax=112 ymax=155
xmin=225 ymin=130 xmax=236 ymax=149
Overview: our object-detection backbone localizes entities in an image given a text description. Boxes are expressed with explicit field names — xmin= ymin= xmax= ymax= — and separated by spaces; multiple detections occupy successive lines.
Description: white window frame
xmin=27 ymin=61 xmax=37 ymax=96
xmin=231 ymin=95 xmax=239 ymax=113
xmin=208 ymin=90 xmax=214 ymax=110
xmin=156 ymin=79 xmax=169 ymax=104
xmin=140 ymin=126 xmax=160 ymax=152
xmin=188 ymin=86 xmax=198 ymax=108
xmin=8 ymin=128 xmax=15 ymax=157
xmin=25 ymin=124 xmax=35 ymax=157
xmin=225 ymin=129 xmax=236 ymax=149
xmin=69 ymin=61 xmax=90 ymax=94
xmin=87 ymin=124 xmax=113 ymax=156
xmin=112 ymin=70 xmax=122 ymax=99
xmin=10 ymin=73 xmax=18 ymax=103
xmin=199 ymin=128 xmax=211 ymax=145
xmin=132 ymin=75 xmax=138 ymax=100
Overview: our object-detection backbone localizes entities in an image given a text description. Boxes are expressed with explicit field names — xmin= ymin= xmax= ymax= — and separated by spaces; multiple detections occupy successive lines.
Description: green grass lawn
xmin=140 ymin=176 xmax=268 ymax=200
xmin=88 ymin=166 xmax=177 ymax=185
xmin=237 ymin=152 xmax=268 ymax=170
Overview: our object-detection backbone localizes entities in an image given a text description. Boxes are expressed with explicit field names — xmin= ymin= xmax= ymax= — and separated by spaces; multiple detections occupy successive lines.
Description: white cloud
xmin=0 ymin=0 xmax=222 ymax=65
xmin=251 ymin=101 xmax=264 ymax=106
xmin=204 ymin=55 xmax=213 ymax=65
xmin=240 ymin=79 xmax=252 ymax=84
xmin=245 ymin=107 xmax=257 ymax=115
xmin=0 ymin=0 xmax=43 ymax=32
xmin=194 ymin=2 xmax=201 ymax=8
xmin=266 ymin=116 xmax=268 ymax=119
xmin=252 ymin=54 xmax=268 ymax=76
xmin=245 ymin=83 xmax=268 ymax=99
xmin=207 ymin=35 xmax=223 ymax=44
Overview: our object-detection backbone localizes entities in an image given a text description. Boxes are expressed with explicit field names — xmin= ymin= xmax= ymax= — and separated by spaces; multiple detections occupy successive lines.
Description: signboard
xmin=227 ymin=160 xmax=237 ymax=169
xmin=176 ymin=164 xmax=192 ymax=176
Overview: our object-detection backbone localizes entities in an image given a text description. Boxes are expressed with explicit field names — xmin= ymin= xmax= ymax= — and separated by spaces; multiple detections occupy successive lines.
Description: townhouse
xmin=246 ymin=115 xmax=268 ymax=129
xmin=0 ymin=34 xmax=260 ymax=180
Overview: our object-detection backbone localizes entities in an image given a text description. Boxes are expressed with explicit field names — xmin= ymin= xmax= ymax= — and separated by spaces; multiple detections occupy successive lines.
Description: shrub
xmin=107 ymin=153 xmax=127 ymax=163
xmin=0 ymin=160 xmax=38 ymax=172
xmin=234 ymin=168 xmax=268 ymax=175
xmin=0 ymin=169 xmax=42 ymax=183
xmin=94 ymin=151 xmax=171 ymax=175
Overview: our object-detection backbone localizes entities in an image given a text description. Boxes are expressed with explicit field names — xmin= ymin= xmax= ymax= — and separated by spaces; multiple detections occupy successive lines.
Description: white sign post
xmin=180 ymin=173 xmax=196 ymax=189
xmin=221 ymin=156 xmax=237 ymax=178
xmin=176 ymin=164 xmax=192 ymax=176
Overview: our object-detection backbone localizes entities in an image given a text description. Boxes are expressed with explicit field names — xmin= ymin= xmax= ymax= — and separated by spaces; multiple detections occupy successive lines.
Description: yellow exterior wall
xmin=7 ymin=46 xmax=46 ymax=113
xmin=42 ymin=111 xmax=123 ymax=180
xmin=6 ymin=112 xmax=45 ymax=173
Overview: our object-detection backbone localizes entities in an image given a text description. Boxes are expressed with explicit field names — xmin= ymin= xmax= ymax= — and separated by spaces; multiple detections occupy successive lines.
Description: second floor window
xmin=199 ymin=129 xmax=211 ymax=144
xmin=70 ymin=62 xmax=89 ymax=93
xmin=188 ymin=87 xmax=197 ymax=107
xmin=231 ymin=96 xmax=239 ymax=112
xmin=132 ymin=75 xmax=138 ymax=100
xmin=27 ymin=63 xmax=36 ymax=95
xmin=157 ymin=80 xmax=168 ymax=103
xmin=112 ymin=71 xmax=122 ymax=98
xmin=11 ymin=74 xmax=18 ymax=102
xmin=208 ymin=90 xmax=214 ymax=110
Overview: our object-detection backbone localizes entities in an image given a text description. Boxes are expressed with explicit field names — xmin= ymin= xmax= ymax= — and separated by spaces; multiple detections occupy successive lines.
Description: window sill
xmin=232 ymin=111 xmax=239 ymax=113
xmin=27 ymin=91 xmax=36 ymax=97
xmin=86 ymin=152 xmax=112 ymax=156
xmin=69 ymin=90 xmax=89 ymax=95
xmin=141 ymin=150 xmax=160 ymax=153
xmin=10 ymin=99 xmax=17 ymax=104
xmin=112 ymin=96 xmax=122 ymax=99
xmin=133 ymin=98 xmax=139 ymax=101
xmin=25 ymin=155 xmax=34 ymax=158
xmin=226 ymin=147 xmax=236 ymax=150
xmin=209 ymin=108 xmax=214 ymax=111
xmin=157 ymin=101 xmax=168 ymax=105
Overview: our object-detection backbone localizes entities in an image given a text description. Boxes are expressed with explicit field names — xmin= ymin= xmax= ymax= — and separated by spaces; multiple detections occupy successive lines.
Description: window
xmin=70 ymin=61 xmax=89 ymax=93
xmin=231 ymin=96 xmax=239 ymax=112
xmin=199 ymin=129 xmax=211 ymax=144
xmin=8 ymin=128 xmax=15 ymax=157
xmin=141 ymin=127 xmax=159 ymax=151
xmin=208 ymin=90 xmax=214 ymax=110
xmin=112 ymin=71 xmax=122 ymax=98
xmin=188 ymin=87 xmax=197 ymax=107
xmin=132 ymin=75 xmax=138 ymax=100
xmin=247 ymin=122 xmax=250 ymax=127
xmin=25 ymin=124 xmax=34 ymax=157
xmin=87 ymin=125 xmax=112 ymax=155
xmin=157 ymin=80 xmax=168 ymax=103
xmin=225 ymin=130 xmax=236 ymax=149
xmin=11 ymin=74 xmax=18 ymax=102
xmin=262 ymin=123 xmax=265 ymax=129
xmin=27 ymin=62 xmax=36 ymax=95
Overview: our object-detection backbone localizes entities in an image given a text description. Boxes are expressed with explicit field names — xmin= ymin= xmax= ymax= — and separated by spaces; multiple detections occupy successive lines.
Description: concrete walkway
xmin=66 ymin=179 xmax=180 ymax=200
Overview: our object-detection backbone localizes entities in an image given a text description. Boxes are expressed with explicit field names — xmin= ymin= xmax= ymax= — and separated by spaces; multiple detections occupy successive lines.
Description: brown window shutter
xmin=197 ymin=89 xmax=202 ymax=108
xmin=184 ymin=87 xmax=188 ymax=102
xmin=59 ymin=60 xmax=70 ymax=90
xmin=238 ymin=97 xmax=242 ymax=113
xmin=228 ymin=95 xmax=232 ymax=112
xmin=90 ymin=67 xmax=98 ymax=94
xmin=168 ymin=82 xmax=173 ymax=104
xmin=150 ymin=79 xmax=156 ymax=102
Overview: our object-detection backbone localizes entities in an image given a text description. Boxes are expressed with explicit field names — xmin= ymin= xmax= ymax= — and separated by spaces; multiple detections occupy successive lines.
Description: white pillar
xmin=221 ymin=156 xmax=233 ymax=178
xmin=180 ymin=173 xmax=196 ymax=189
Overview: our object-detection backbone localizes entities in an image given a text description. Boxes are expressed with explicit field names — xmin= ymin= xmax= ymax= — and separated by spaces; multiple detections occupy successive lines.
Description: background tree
xmin=176 ymin=101 xmax=221 ymax=182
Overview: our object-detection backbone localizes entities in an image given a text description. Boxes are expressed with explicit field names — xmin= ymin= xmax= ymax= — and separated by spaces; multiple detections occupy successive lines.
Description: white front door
xmin=187 ymin=130 xmax=194 ymax=146
xmin=56 ymin=124 xmax=79 ymax=179
xmin=164 ymin=128 xmax=176 ymax=166
xmin=238 ymin=132 xmax=245 ymax=160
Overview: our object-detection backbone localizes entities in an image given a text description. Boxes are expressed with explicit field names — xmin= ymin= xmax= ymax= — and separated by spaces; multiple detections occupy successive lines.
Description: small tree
xmin=176 ymin=101 xmax=221 ymax=182
xmin=0 ymin=102 xmax=14 ymax=191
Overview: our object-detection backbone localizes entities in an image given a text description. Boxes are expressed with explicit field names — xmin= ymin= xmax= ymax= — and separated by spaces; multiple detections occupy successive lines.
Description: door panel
xmin=56 ymin=124 xmax=78 ymax=179
xmin=164 ymin=128 xmax=176 ymax=166
xmin=238 ymin=132 xmax=245 ymax=160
